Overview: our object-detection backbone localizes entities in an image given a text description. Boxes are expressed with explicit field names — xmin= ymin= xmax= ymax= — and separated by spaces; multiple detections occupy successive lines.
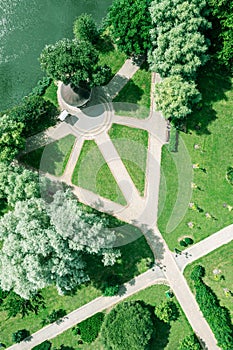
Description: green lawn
xmin=43 ymin=81 xmax=59 ymax=108
xmin=113 ymin=63 xmax=151 ymax=118
xmin=158 ymin=65 xmax=233 ymax=251
xmin=0 ymin=232 xmax=153 ymax=347
xmin=108 ymin=124 xmax=148 ymax=195
xmin=98 ymin=45 xmax=127 ymax=78
xmin=50 ymin=284 xmax=192 ymax=350
xmin=184 ymin=240 xmax=233 ymax=322
xmin=72 ymin=140 xmax=127 ymax=205
xmin=20 ymin=135 xmax=75 ymax=176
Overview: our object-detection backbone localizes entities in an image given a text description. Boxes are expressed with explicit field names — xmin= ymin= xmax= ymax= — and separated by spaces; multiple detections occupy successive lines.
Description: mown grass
xmin=108 ymin=124 xmax=148 ymax=195
xmin=43 ymin=81 xmax=59 ymax=108
xmin=113 ymin=63 xmax=151 ymax=118
xmin=184 ymin=240 xmax=233 ymax=322
xmin=72 ymin=140 xmax=127 ymax=205
xmin=20 ymin=135 xmax=75 ymax=176
xmin=158 ymin=64 xmax=233 ymax=251
xmin=50 ymin=284 xmax=192 ymax=350
xmin=0 ymin=233 xmax=153 ymax=347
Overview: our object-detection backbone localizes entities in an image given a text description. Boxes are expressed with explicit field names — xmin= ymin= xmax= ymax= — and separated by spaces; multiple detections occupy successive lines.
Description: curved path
xmin=11 ymin=59 xmax=233 ymax=350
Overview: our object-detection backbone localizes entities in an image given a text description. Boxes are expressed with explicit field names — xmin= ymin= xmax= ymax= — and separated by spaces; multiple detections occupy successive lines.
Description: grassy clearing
xmin=72 ymin=140 xmax=126 ymax=205
xmin=158 ymin=65 xmax=233 ymax=251
xmin=98 ymin=39 xmax=127 ymax=77
xmin=0 ymin=232 xmax=153 ymax=347
xmin=20 ymin=135 xmax=75 ymax=176
xmin=184 ymin=240 xmax=233 ymax=322
xmin=108 ymin=124 xmax=148 ymax=195
xmin=43 ymin=81 xmax=59 ymax=108
xmin=113 ymin=63 xmax=151 ymax=118
xmin=50 ymin=284 xmax=192 ymax=350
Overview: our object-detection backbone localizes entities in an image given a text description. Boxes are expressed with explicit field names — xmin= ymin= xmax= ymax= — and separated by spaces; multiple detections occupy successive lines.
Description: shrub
xmin=42 ymin=309 xmax=66 ymax=326
xmin=178 ymin=334 xmax=201 ymax=350
xmin=190 ymin=265 xmax=205 ymax=282
xmin=29 ymin=77 xmax=52 ymax=97
xmin=77 ymin=312 xmax=104 ymax=343
xmin=184 ymin=237 xmax=194 ymax=245
xmin=155 ymin=301 xmax=179 ymax=323
xmin=12 ymin=329 xmax=30 ymax=343
xmin=179 ymin=240 xmax=188 ymax=247
xmin=32 ymin=340 xmax=52 ymax=350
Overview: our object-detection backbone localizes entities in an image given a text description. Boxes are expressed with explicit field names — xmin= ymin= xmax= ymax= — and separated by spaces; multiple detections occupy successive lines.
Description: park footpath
xmin=9 ymin=58 xmax=233 ymax=350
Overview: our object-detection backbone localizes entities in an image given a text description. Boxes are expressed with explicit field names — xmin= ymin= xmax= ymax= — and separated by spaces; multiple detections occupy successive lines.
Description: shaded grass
xmin=98 ymin=47 xmax=127 ymax=78
xmin=43 ymin=81 xmax=59 ymax=108
xmin=20 ymin=135 xmax=75 ymax=176
xmin=72 ymin=140 xmax=126 ymax=205
xmin=50 ymin=285 xmax=192 ymax=350
xmin=158 ymin=66 xmax=233 ymax=251
xmin=184 ymin=240 xmax=233 ymax=322
xmin=108 ymin=124 xmax=148 ymax=195
xmin=113 ymin=63 xmax=151 ymax=118
xmin=0 ymin=231 xmax=153 ymax=347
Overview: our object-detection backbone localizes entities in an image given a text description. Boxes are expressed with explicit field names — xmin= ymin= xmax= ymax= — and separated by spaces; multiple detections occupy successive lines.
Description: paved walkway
xmin=12 ymin=59 xmax=233 ymax=349
xmin=7 ymin=270 xmax=166 ymax=350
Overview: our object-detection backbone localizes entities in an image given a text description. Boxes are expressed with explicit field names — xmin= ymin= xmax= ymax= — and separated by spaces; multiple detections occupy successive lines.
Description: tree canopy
xmin=101 ymin=300 xmax=154 ymax=350
xmin=0 ymin=190 xmax=119 ymax=299
xmin=178 ymin=334 xmax=202 ymax=350
xmin=105 ymin=0 xmax=153 ymax=56
xmin=73 ymin=13 xmax=99 ymax=44
xmin=40 ymin=39 xmax=110 ymax=89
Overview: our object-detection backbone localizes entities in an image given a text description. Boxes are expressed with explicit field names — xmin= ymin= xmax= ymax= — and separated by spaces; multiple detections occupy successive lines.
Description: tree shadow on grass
xmin=114 ymin=79 xmax=144 ymax=105
xmin=186 ymin=61 xmax=232 ymax=135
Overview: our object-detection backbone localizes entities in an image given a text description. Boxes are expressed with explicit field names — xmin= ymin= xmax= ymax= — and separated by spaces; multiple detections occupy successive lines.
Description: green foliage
xmin=12 ymin=329 xmax=30 ymax=343
xmin=226 ymin=166 xmax=233 ymax=185
xmin=103 ymin=285 xmax=119 ymax=296
xmin=40 ymin=39 xmax=110 ymax=89
xmin=105 ymin=0 xmax=153 ymax=56
xmin=155 ymin=300 xmax=179 ymax=323
xmin=73 ymin=13 xmax=99 ymax=44
xmin=32 ymin=340 xmax=52 ymax=350
xmin=155 ymin=75 xmax=202 ymax=120
xmin=0 ymin=114 xmax=25 ymax=163
xmin=191 ymin=266 xmax=233 ymax=349
xmin=184 ymin=237 xmax=194 ymax=245
xmin=178 ymin=334 xmax=202 ymax=350
xmin=190 ymin=265 xmax=205 ymax=282
xmin=42 ymin=309 xmax=66 ymax=326
xmin=29 ymin=77 xmax=52 ymax=97
xmin=8 ymin=95 xmax=57 ymax=137
xmin=0 ymin=190 xmax=119 ymax=298
xmin=3 ymin=291 xmax=45 ymax=318
xmin=179 ymin=240 xmax=188 ymax=247
xmin=168 ymin=125 xmax=178 ymax=152
xmin=101 ymin=300 xmax=154 ymax=350
xmin=0 ymin=163 xmax=40 ymax=207
xmin=149 ymin=0 xmax=210 ymax=79
xmin=77 ymin=312 xmax=104 ymax=343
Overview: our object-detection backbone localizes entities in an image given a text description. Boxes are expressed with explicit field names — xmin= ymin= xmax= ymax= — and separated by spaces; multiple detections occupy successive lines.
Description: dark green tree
xmin=178 ymin=334 xmax=202 ymax=350
xmin=12 ymin=329 xmax=30 ymax=343
xmin=73 ymin=13 xmax=99 ymax=44
xmin=40 ymin=39 xmax=110 ymax=89
xmin=101 ymin=301 xmax=154 ymax=350
xmin=105 ymin=0 xmax=153 ymax=56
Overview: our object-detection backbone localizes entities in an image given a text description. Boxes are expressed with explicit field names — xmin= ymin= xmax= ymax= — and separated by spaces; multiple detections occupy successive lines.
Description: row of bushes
xmin=191 ymin=265 xmax=233 ymax=350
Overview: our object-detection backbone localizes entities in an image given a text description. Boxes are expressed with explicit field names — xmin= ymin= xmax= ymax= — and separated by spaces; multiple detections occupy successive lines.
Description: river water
xmin=0 ymin=0 xmax=113 ymax=111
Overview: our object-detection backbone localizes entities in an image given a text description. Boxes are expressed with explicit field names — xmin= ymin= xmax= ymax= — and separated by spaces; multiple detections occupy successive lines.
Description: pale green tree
xmin=154 ymin=75 xmax=201 ymax=119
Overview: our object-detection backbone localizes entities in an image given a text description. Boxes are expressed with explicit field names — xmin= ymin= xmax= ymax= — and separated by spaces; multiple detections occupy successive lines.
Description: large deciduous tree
xmin=154 ymin=75 xmax=201 ymax=120
xmin=40 ymin=39 xmax=110 ymax=89
xmin=105 ymin=0 xmax=153 ymax=56
xmin=149 ymin=0 xmax=210 ymax=79
xmin=73 ymin=13 xmax=99 ymax=44
xmin=101 ymin=301 xmax=154 ymax=350
xmin=0 ymin=191 xmax=119 ymax=299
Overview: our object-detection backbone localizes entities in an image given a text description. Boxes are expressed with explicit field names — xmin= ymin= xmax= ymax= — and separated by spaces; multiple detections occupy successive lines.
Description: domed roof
xmin=60 ymin=83 xmax=91 ymax=107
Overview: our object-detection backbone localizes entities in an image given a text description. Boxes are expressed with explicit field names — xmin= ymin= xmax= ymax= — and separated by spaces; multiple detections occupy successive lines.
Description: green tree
xmin=155 ymin=301 xmax=179 ymax=323
xmin=40 ymin=39 xmax=110 ymax=89
xmin=12 ymin=329 xmax=30 ymax=343
xmin=0 ymin=191 xmax=119 ymax=299
xmin=178 ymin=334 xmax=202 ymax=350
xmin=101 ymin=301 xmax=154 ymax=350
xmin=105 ymin=0 xmax=153 ymax=56
xmin=3 ymin=291 xmax=45 ymax=318
xmin=0 ymin=114 xmax=25 ymax=163
xmin=73 ymin=13 xmax=99 ymax=44
xmin=154 ymin=75 xmax=201 ymax=120
xmin=149 ymin=0 xmax=210 ymax=79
